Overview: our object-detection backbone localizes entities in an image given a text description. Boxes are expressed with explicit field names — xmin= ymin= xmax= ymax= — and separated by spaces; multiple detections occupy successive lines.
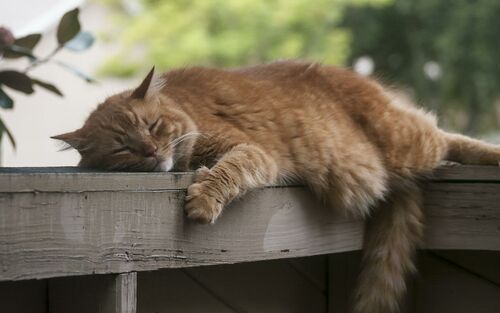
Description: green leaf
xmin=57 ymin=8 xmax=81 ymax=45
xmin=64 ymin=31 xmax=94 ymax=52
xmin=0 ymin=70 xmax=35 ymax=94
xmin=0 ymin=116 xmax=16 ymax=149
xmin=2 ymin=45 xmax=37 ymax=60
xmin=15 ymin=33 xmax=42 ymax=50
xmin=2 ymin=34 xmax=41 ymax=58
xmin=54 ymin=60 xmax=96 ymax=83
xmin=0 ymin=88 xmax=13 ymax=109
xmin=31 ymin=78 xmax=64 ymax=96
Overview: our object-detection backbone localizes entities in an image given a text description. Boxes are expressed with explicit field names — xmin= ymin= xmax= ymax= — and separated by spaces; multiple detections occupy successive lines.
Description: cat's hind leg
xmin=303 ymin=140 xmax=388 ymax=218
xmin=185 ymin=143 xmax=278 ymax=223
xmin=444 ymin=131 xmax=500 ymax=165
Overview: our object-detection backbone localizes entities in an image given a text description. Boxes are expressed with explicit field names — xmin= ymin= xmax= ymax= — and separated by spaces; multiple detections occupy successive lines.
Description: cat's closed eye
xmin=110 ymin=146 xmax=130 ymax=155
xmin=149 ymin=118 xmax=161 ymax=134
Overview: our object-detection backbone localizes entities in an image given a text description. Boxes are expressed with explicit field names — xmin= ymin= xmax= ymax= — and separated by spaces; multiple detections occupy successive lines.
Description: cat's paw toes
xmin=195 ymin=166 xmax=211 ymax=182
xmin=439 ymin=160 xmax=461 ymax=167
xmin=185 ymin=183 xmax=222 ymax=224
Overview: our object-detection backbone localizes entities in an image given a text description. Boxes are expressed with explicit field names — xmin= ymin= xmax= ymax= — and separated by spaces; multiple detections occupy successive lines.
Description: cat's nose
xmin=144 ymin=144 xmax=158 ymax=157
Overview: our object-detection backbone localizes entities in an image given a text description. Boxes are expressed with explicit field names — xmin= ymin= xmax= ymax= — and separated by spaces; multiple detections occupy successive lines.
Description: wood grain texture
xmin=0 ymin=170 xmax=195 ymax=193
xmin=430 ymin=165 xmax=500 ymax=182
xmin=116 ymin=272 xmax=137 ymax=313
xmin=0 ymin=166 xmax=499 ymax=281
xmin=2 ymin=165 xmax=499 ymax=193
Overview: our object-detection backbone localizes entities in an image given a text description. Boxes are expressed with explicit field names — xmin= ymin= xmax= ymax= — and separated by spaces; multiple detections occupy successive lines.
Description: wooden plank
xmin=0 ymin=166 xmax=499 ymax=281
xmin=1 ymin=165 xmax=499 ymax=193
xmin=0 ymin=279 xmax=47 ymax=313
xmin=0 ymin=170 xmax=195 ymax=193
xmin=49 ymin=273 xmax=137 ymax=313
xmin=184 ymin=258 xmax=327 ymax=313
xmin=0 ymin=188 xmax=363 ymax=281
xmin=413 ymin=253 xmax=500 ymax=313
xmin=423 ymin=183 xmax=500 ymax=250
xmin=137 ymin=269 xmax=235 ymax=313
xmin=430 ymin=165 xmax=500 ymax=182
xmin=433 ymin=251 xmax=500 ymax=286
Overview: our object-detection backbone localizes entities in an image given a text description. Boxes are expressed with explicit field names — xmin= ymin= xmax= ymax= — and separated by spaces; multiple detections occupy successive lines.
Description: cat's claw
xmin=439 ymin=160 xmax=461 ymax=167
xmin=185 ymin=182 xmax=222 ymax=224
xmin=195 ymin=166 xmax=211 ymax=182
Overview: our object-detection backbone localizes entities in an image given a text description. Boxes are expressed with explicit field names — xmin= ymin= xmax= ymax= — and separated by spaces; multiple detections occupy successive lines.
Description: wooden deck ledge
xmin=1 ymin=165 xmax=499 ymax=281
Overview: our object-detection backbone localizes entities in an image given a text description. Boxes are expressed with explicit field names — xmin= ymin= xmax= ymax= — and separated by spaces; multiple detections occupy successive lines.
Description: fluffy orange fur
xmin=53 ymin=60 xmax=500 ymax=313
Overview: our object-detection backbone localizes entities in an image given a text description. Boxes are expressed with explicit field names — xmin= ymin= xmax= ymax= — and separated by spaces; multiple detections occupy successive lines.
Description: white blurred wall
xmin=0 ymin=1 xmax=135 ymax=167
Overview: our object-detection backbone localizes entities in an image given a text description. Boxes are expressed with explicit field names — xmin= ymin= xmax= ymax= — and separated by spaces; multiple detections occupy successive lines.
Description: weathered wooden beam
xmin=0 ymin=166 xmax=499 ymax=281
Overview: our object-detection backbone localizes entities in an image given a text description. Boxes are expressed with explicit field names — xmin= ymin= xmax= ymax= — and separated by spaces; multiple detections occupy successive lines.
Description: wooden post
xmin=115 ymin=272 xmax=137 ymax=313
xmin=48 ymin=272 xmax=137 ymax=313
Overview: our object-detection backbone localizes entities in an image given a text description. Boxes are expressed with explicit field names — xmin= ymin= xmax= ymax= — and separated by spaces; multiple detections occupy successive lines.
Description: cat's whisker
xmin=166 ymin=131 xmax=201 ymax=149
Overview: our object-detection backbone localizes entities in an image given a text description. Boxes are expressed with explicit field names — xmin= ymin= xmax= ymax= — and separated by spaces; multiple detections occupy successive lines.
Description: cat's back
xmin=232 ymin=60 xmax=318 ymax=80
xmin=163 ymin=60 xmax=339 ymax=90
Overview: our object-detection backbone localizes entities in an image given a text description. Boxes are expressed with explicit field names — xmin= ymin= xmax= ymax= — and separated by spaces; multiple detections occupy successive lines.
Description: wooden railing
xmin=1 ymin=165 xmax=499 ymax=312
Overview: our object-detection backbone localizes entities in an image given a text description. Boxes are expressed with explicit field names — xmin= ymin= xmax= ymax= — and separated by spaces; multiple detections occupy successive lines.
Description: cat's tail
xmin=353 ymin=181 xmax=424 ymax=313
xmin=444 ymin=131 xmax=500 ymax=165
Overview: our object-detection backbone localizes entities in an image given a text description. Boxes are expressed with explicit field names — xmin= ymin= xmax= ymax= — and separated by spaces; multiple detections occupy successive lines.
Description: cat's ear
xmin=51 ymin=130 xmax=86 ymax=151
xmin=131 ymin=66 xmax=156 ymax=100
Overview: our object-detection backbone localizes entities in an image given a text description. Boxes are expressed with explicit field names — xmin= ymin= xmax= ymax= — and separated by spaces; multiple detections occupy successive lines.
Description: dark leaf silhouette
xmin=15 ymin=34 xmax=42 ymax=49
xmin=2 ymin=34 xmax=41 ymax=58
xmin=57 ymin=8 xmax=81 ymax=45
xmin=31 ymin=78 xmax=64 ymax=96
xmin=2 ymin=45 xmax=37 ymax=60
xmin=0 ymin=71 xmax=34 ymax=94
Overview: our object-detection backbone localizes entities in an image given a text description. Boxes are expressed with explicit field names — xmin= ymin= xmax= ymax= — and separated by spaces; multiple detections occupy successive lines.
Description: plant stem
xmin=24 ymin=45 xmax=62 ymax=73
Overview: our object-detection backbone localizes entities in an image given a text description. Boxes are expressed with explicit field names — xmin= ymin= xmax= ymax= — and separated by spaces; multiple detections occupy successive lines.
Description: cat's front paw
xmin=194 ymin=166 xmax=211 ymax=182
xmin=185 ymin=182 xmax=222 ymax=224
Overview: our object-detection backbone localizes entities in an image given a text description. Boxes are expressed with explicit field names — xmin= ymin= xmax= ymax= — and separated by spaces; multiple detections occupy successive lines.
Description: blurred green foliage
xmin=99 ymin=0 xmax=390 ymax=76
xmin=343 ymin=0 xmax=500 ymax=134
xmin=100 ymin=0 xmax=500 ymax=135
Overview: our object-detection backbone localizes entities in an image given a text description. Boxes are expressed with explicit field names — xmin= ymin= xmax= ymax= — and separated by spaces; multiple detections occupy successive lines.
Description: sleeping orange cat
xmin=53 ymin=60 xmax=500 ymax=313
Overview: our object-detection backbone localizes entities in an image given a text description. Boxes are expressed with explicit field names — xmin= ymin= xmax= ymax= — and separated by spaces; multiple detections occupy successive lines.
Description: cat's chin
xmin=153 ymin=157 xmax=174 ymax=172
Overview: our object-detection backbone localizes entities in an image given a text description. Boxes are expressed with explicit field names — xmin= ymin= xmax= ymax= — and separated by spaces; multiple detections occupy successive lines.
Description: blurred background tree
xmin=342 ymin=0 xmax=500 ymax=134
xmin=98 ymin=0 xmax=390 ymax=75
xmin=99 ymin=0 xmax=500 ymax=136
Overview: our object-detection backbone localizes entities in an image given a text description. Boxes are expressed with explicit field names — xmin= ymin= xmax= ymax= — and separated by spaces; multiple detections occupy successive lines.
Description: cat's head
xmin=52 ymin=67 xmax=198 ymax=172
